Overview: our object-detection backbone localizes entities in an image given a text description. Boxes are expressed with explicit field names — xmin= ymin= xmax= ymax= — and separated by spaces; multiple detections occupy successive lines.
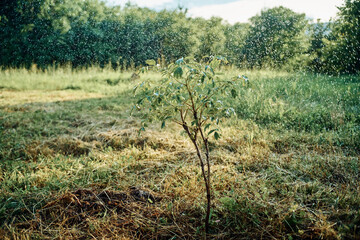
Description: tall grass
xmin=224 ymin=71 xmax=360 ymax=150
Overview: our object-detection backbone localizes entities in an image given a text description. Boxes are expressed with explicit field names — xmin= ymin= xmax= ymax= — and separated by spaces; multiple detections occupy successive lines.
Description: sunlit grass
xmin=0 ymin=67 xmax=359 ymax=239
xmin=0 ymin=65 xmax=162 ymax=93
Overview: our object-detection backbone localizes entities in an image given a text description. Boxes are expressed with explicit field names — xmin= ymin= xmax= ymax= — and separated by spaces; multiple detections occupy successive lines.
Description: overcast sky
xmin=107 ymin=0 xmax=344 ymax=24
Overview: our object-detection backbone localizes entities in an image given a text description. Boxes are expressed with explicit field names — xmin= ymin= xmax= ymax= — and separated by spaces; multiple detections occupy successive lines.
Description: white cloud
xmin=188 ymin=0 xmax=344 ymax=24
xmin=108 ymin=0 xmax=173 ymax=8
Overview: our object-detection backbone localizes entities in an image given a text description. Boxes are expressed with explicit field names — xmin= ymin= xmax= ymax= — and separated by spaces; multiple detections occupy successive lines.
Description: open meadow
xmin=0 ymin=67 xmax=359 ymax=239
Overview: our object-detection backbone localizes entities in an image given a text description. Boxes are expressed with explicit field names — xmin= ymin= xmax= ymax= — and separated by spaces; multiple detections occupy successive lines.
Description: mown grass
xmin=0 ymin=66 xmax=359 ymax=239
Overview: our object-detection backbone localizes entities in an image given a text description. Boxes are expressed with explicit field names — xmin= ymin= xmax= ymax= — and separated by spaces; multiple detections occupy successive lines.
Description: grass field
xmin=0 ymin=66 xmax=359 ymax=239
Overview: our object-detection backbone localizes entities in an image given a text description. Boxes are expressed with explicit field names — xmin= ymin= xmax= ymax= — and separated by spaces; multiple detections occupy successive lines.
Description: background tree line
xmin=0 ymin=0 xmax=359 ymax=74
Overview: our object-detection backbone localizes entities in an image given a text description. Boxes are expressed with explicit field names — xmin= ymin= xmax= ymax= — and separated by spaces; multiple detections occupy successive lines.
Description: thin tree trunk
xmin=181 ymin=98 xmax=212 ymax=236
xmin=192 ymin=139 xmax=211 ymax=235
xmin=204 ymin=139 xmax=211 ymax=235
xmin=182 ymin=124 xmax=211 ymax=235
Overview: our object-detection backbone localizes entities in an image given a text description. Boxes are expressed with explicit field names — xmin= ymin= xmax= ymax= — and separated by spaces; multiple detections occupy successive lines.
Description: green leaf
xmin=204 ymin=123 xmax=211 ymax=132
xmin=214 ymin=132 xmax=220 ymax=140
xmin=208 ymin=129 xmax=219 ymax=136
xmin=145 ymin=59 xmax=156 ymax=66
xmin=137 ymin=98 xmax=144 ymax=104
xmin=201 ymin=73 xmax=206 ymax=83
xmin=231 ymin=89 xmax=237 ymax=98
xmin=161 ymin=121 xmax=165 ymax=129
xmin=174 ymin=67 xmax=183 ymax=78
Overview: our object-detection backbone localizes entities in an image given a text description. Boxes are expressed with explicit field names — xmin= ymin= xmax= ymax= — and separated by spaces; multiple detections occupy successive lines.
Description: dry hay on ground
xmin=9 ymin=188 xmax=195 ymax=239
xmin=25 ymin=128 xmax=193 ymax=161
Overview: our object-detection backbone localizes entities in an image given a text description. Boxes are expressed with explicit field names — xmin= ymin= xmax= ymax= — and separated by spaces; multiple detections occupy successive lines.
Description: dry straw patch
xmin=2 ymin=129 xmax=357 ymax=239
xmin=4 ymin=188 xmax=179 ymax=240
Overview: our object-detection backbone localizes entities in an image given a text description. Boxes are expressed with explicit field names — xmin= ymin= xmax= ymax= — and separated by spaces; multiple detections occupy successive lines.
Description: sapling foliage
xmin=133 ymin=56 xmax=247 ymax=234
